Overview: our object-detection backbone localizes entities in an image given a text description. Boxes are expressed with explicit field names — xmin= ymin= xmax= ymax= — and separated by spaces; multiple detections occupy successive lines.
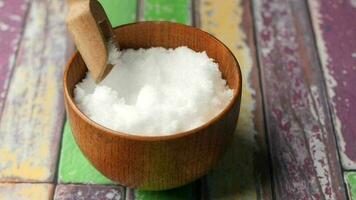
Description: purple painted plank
xmin=253 ymin=0 xmax=346 ymax=199
xmin=0 ymin=0 xmax=29 ymax=117
xmin=54 ymin=184 xmax=124 ymax=200
xmin=308 ymin=0 xmax=356 ymax=169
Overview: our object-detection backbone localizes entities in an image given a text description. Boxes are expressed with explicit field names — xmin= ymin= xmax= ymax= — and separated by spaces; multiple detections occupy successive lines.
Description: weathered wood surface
xmin=197 ymin=0 xmax=272 ymax=199
xmin=0 ymin=0 xmax=353 ymax=199
xmin=0 ymin=0 xmax=29 ymax=118
xmin=308 ymin=0 xmax=356 ymax=169
xmin=58 ymin=0 xmax=137 ymax=185
xmin=253 ymin=0 xmax=346 ymax=199
xmin=54 ymin=184 xmax=124 ymax=200
xmin=345 ymin=172 xmax=356 ymax=200
xmin=0 ymin=0 xmax=71 ymax=182
xmin=0 ymin=183 xmax=53 ymax=200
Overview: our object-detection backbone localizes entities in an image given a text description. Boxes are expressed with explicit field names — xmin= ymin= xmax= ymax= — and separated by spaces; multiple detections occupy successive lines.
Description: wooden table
xmin=0 ymin=0 xmax=355 ymax=199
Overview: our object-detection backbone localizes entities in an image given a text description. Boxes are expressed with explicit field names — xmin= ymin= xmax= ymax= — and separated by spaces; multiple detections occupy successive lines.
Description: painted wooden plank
xmin=0 ymin=0 xmax=29 ymax=118
xmin=54 ymin=184 xmax=124 ymax=200
xmin=0 ymin=183 xmax=53 ymax=200
xmin=58 ymin=122 xmax=113 ymax=184
xmin=125 ymin=1 xmax=196 ymax=199
xmin=253 ymin=0 xmax=346 ymax=199
xmin=308 ymin=0 xmax=356 ymax=169
xmin=58 ymin=0 xmax=137 ymax=184
xmin=0 ymin=0 xmax=71 ymax=182
xmin=99 ymin=0 xmax=137 ymax=27
xmin=126 ymin=183 xmax=197 ymax=200
xmin=197 ymin=0 xmax=272 ymax=199
xmin=142 ymin=0 xmax=191 ymax=24
xmin=345 ymin=172 xmax=356 ymax=200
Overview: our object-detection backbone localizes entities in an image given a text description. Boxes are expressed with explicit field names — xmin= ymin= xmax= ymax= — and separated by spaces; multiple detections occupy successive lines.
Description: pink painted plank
xmin=308 ymin=0 xmax=356 ymax=169
xmin=0 ymin=0 xmax=73 ymax=182
xmin=253 ymin=0 xmax=346 ymax=199
xmin=54 ymin=184 xmax=124 ymax=200
xmin=0 ymin=0 xmax=29 ymax=117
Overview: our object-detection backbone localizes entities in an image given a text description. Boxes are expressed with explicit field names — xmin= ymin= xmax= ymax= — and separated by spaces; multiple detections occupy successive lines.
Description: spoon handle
xmin=66 ymin=0 xmax=117 ymax=83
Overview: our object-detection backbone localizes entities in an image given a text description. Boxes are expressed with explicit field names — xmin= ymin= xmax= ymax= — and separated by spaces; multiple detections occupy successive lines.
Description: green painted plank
xmin=58 ymin=122 xmax=113 ymax=184
xmin=99 ymin=0 xmax=137 ymax=27
xmin=143 ymin=0 xmax=191 ymax=24
xmin=58 ymin=0 xmax=137 ymax=184
xmin=131 ymin=0 xmax=194 ymax=199
xmin=346 ymin=172 xmax=356 ymax=200
xmin=135 ymin=183 xmax=195 ymax=200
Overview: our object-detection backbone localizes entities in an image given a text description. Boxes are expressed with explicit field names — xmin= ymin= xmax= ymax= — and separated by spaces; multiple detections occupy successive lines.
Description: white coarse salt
xmin=74 ymin=45 xmax=233 ymax=136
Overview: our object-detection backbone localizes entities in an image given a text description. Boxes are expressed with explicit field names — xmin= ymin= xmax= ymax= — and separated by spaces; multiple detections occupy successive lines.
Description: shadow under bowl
xmin=63 ymin=21 xmax=242 ymax=190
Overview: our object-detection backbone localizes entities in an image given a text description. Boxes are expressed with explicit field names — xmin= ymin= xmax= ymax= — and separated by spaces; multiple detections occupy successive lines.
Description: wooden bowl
xmin=64 ymin=21 xmax=242 ymax=190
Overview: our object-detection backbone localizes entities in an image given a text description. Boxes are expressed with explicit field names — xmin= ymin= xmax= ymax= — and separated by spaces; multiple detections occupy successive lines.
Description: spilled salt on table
xmin=74 ymin=45 xmax=233 ymax=136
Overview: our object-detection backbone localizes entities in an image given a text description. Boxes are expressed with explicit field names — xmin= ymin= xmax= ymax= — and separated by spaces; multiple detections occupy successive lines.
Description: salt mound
xmin=74 ymin=46 xmax=233 ymax=136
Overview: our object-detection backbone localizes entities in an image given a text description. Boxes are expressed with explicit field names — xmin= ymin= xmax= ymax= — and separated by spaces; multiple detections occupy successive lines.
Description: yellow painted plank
xmin=0 ymin=183 xmax=53 ymax=200
xmin=0 ymin=0 xmax=70 ymax=181
xmin=198 ymin=0 xmax=271 ymax=199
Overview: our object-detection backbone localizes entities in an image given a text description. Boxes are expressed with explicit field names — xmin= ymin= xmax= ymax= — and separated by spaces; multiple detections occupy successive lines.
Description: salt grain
xmin=74 ymin=45 xmax=233 ymax=136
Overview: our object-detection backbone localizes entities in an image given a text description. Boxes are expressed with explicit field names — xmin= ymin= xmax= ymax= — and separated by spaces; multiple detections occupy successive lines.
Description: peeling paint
xmin=254 ymin=0 xmax=345 ymax=198
xmin=54 ymin=185 xmax=124 ymax=200
xmin=308 ymin=0 xmax=356 ymax=169
xmin=0 ymin=0 xmax=29 ymax=118
xmin=0 ymin=183 xmax=53 ymax=200
xmin=309 ymin=85 xmax=335 ymax=200
xmin=350 ymin=0 xmax=356 ymax=8
xmin=0 ymin=0 xmax=69 ymax=181
xmin=199 ymin=0 xmax=267 ymax=199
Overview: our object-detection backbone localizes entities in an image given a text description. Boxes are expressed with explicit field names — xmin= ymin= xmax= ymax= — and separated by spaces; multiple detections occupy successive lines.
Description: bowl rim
xmin=63 ymin=21 xmax=242 ymax=142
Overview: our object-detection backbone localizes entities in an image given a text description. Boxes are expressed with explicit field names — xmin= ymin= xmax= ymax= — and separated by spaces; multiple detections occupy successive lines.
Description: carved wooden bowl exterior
xmin=64 ymin=22 xmax=242 ymax=190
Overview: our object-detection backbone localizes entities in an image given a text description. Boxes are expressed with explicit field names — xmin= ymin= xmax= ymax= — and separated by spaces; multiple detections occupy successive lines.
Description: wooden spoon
xmin=66 ymin=0 xmax=118 ymax=83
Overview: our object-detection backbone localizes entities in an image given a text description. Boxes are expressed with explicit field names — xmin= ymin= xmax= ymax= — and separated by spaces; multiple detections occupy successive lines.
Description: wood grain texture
xmin=0 ymin=0 xmax=29 ymax=118
xmin=345 ymin=172 xmax=356 ymax=200
xmin=58 ymin=0 xmax=136 ymax=185
xmin=67 ymin=0 xmax=116 ymax=83
xmin=54 ymin=184 xmax=124 ymax=200
xmin=0 ymin=0 xmax=71 ymax=182
xmin=0 ymin=183 xmax=53 ymax=200
xmin=64 ymin=21 xmax=242 ymax=190
xmin=58 ymin=122 xmax=113 ymax=184
xmin=308 ymin=0 xmax=356 ymax=169
xmin=253 ymin=0 xmax=345 ymax=199
xmin=197 ymin=0 xmax=272 ymax=199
